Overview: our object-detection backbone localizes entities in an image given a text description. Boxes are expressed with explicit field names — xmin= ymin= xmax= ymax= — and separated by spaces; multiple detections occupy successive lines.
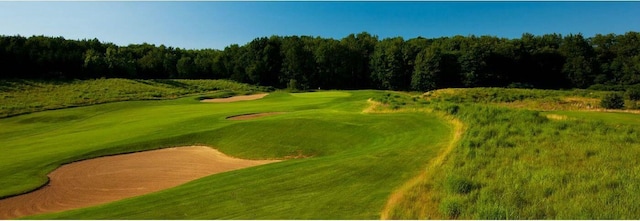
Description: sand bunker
xmin=226 ymin=112 xmax=285 ymax=120
xmin=0 ymin=146 xmax=279 ymax=219
xmin=200 ymin=93 xmax=268 ymax=103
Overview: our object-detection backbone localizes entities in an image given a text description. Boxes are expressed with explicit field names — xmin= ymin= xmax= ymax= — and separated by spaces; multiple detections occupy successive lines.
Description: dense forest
xmin=1 ymin=32 xmax=639 ymax=91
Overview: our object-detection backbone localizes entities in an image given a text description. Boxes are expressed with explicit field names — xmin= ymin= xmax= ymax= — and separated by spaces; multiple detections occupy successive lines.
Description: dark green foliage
xmin=600 ymin=93 xmax=625 ymax=109
xmin=560 ymin=34 xmax=597 ymax=88
xmin=338 ymin=32 xmax=378 ymax=89
xmin=370 ymin=37 xmax=416 ymax=90
xmin=626 ymin=86 xmax=640 ymax=101
xmin=280 ymin=36 xmax=315 ymax=90
xmin=587 ymin=84 xmax=628 ymax=91
xmin=2 ymin=32 xmax=640 ymax=90
xmin=244 ymin=37 xmax=282 ymax=86
xmin=507 ymin=82 xmax=535 ymax=89
xmin=412 ymin=46 xmax=461 ymax=91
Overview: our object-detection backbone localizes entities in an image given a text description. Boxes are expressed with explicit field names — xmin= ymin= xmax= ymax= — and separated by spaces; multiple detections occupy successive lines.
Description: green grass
xmin=0 ymin=87 xmax=453 ymax=219
xmin=6 ymin=83 xmax=640 ymax=219
xmin=0 ymin=78 xmax=269 ymax=118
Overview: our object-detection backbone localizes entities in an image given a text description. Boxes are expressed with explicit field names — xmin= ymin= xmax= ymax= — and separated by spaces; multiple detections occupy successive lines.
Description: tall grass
xmin=387 ymin=89 xmax=640 ymax=219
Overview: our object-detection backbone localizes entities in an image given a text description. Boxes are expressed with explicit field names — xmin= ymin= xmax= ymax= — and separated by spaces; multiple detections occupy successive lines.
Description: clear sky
xmin=1 ymin=1 xmax=639 ymax=50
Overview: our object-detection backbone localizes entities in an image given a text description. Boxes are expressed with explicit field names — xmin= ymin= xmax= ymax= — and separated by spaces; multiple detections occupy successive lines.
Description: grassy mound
xmin=0 ymin=78 xmax=269 ymax=118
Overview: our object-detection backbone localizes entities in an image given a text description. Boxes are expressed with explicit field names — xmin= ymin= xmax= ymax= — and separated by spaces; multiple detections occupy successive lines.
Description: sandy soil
xmin=200 ymin=93 xmax=269 ymax=103
xmin=226 ymin=112 xmax=285 ymax=120
xmin=0 ymin=146 xmax=279 ymax=219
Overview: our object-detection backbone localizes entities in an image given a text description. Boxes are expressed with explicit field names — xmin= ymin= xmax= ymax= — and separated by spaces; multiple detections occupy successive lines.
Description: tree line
xmin=1 ymin=32 xmax=639 ymax=90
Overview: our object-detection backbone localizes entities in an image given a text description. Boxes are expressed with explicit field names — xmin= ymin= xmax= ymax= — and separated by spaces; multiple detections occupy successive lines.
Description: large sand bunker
xmin=200 ymin=93 xmax=268 ymax=103
xmin=0 ymin=146 xmax=279 ymax=219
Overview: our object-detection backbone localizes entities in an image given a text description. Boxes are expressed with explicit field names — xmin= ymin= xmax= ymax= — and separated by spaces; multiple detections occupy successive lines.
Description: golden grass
xmin=362 ymin=99 xmax=383 ymax=113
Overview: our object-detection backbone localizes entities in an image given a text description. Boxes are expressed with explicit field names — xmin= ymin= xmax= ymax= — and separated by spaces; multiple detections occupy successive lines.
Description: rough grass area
xmin=385 ymin=88 xmax=640 ymax=219
xmin=0 ymin=78 xmax=269 ymax=118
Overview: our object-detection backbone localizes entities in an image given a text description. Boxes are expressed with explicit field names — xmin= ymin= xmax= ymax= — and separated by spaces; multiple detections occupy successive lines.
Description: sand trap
xmin=200 ymin=93 xmax=268 ymax=103
xmin=0 ymin=146 xmax=279 ymax=219
xmin=226 ymin=112 xmax=285 ymax=120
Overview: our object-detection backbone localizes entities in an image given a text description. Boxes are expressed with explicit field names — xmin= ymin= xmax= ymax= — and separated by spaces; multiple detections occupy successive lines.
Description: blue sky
xmin=1 ymin=2 xmax=639 ymax=50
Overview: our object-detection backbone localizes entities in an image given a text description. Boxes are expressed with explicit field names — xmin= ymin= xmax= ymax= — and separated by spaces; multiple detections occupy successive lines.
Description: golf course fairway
xmin=0 ymin=90 xmax=454 ymax=219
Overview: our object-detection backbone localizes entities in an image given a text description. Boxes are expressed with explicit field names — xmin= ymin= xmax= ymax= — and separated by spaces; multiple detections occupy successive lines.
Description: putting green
xmin=0 ymin=90 xmax=453 ymax=219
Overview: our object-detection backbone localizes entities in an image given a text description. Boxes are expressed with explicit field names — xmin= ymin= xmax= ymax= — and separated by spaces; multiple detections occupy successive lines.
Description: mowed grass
xmin=0 ymin=88 xmax=453 ymax=219
xmin=387 ymin=88 xmax=640 ymax=219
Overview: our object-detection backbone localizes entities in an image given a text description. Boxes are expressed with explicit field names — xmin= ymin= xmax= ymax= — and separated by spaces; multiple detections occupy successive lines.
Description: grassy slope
xmin=0 ymin=87 xmax=452 ymax=219
xmin=0 ymin=78 xmax=267 ymax=118
xmin=388 ymin=88 xmax=640 ymax=219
